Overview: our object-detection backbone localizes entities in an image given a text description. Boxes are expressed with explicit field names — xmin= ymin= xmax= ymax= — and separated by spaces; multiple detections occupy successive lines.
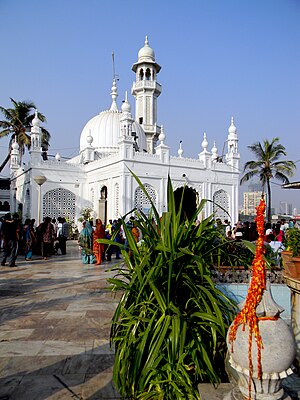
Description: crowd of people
xmin=78 ymin=216 xmax=140 ymax=265
xmin=221 ymin=217 xmax=300 ymax=266
xmin=2 ymin=209 xmax=298 ymax=269
xmin=0 ymin=213 xmax=70 ymax=267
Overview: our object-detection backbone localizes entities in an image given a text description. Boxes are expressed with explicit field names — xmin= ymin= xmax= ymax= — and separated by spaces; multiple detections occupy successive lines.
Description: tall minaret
xmin=131 ymin=36 xmax=162 ymax=154
xmin=226 ymin=116 xmax=240 ymax=170
xmin=29 ymin=110 xmax=42 ymax=164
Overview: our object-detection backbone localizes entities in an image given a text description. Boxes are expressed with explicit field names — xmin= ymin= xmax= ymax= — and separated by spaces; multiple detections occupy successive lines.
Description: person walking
xmin=23 ymin=218 xmax=35 ymax=260
xmin=60 ymin=218 xmax=69 ymax=255
xmin=93 ymin=219 xmax=106 ymax=265
xmin=1 ymin=213 xmax=20 ymax=267
xmin=78 ymin=221 xmax=94 ymax=264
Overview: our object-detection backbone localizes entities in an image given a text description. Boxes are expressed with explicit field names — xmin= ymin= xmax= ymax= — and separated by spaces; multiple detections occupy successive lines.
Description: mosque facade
xmin=9 ymin=37 xmax=240 ymax=226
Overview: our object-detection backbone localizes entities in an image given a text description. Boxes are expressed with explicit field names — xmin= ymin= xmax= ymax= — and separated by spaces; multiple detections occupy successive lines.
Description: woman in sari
xmin=93 ymin=219 xmax=106 ymax=265
xmin=78 ymin=221 xmax=94 ymax=264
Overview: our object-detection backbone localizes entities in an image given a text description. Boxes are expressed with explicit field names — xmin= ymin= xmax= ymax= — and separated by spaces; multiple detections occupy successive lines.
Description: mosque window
xmin=213 ymin=189 xmax=229 ymax=222
xmin=134 ymin=183 xmax=157 ymax=216
xmin=43 ymin=188 xmax=76 ymax=222
xmin=139 ymin=69 xmax=144 ymax=80
xmin=145 ymin=68 xmax=151 ymax=80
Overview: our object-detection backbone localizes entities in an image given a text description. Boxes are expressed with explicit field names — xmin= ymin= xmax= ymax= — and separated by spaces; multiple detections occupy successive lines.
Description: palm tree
xmin=0 ymin=98 xmax=51 ymax=172
xmin=240 ymin=137 xmax=296 ymax=222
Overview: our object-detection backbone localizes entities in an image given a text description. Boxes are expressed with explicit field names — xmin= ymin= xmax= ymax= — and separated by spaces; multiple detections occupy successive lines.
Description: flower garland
xmin=228 ymin=197 xmax=266 ymax=399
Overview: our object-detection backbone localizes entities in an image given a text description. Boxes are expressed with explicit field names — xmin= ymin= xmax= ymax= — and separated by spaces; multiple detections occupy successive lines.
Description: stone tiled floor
xmin=1 ymin=241 xmax=300 ymax=399
xmin=0 ymin=241 xmax=122 ymax=399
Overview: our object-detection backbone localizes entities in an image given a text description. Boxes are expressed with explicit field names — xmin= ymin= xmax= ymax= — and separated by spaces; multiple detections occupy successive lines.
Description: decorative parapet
xmin=134 ymin=152 xmax=160 ymax=161
xmin=35 ymin=160 xmax=83 ymax=170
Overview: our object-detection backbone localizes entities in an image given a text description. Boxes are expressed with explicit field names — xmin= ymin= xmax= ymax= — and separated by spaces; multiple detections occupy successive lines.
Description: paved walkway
xmin=0 ymin=241 xmax=122 ymax=400
xmin=1 ymin=241 xmax=300 ymax=400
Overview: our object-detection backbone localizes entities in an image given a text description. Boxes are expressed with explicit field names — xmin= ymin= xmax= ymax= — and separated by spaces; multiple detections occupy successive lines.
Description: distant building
xmin=243 ymin=191 xmax=263 ymax=216
xmin=279 ymin=201 xmax=293 ymax=215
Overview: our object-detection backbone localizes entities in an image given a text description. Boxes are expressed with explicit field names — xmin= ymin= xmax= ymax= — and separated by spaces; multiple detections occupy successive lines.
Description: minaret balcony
xmin=132 ymin=80 xmax=162 ymax=92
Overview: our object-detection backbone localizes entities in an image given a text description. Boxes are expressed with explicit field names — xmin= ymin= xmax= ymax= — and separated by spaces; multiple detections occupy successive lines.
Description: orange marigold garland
xmin=228 ymin=197 xmax=266 ymax=399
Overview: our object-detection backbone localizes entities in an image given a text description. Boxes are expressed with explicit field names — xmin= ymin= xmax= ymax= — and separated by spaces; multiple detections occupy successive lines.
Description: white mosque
xmin=9 ymin=36 xmax=240 ymax=226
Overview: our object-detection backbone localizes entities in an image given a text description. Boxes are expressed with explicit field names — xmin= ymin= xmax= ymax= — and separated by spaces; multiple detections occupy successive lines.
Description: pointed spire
xmin=11 ymin=136 xmax=19 ymax=151
xmin=228 ymin=116 xmax=237 ymax=136
xmin=158 ymin=125 xmax=166 ymax=144
xmin=121 ymin=91 xmax=131 ymax=114
xmin=202 ymin=132 xmax=208 ymax=151
xmin=110 ymin=78 xmax=118 ymax=111
xmin=211 ymin=141 xmax=218 ymax=161
xmin=178 ymin=140 xmax=184 ymax=158
xmin=145 ymin=35 xmax=149 ymax=45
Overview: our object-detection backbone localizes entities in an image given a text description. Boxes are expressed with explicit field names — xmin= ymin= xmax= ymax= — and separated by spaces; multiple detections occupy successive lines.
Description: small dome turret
xmin=228 ymin=116 xmax=237 ymax=136
xmin=132 ymin=36 xmax=161 ymax=73
xmin=138 ymin=36 xmax=155 ymax=62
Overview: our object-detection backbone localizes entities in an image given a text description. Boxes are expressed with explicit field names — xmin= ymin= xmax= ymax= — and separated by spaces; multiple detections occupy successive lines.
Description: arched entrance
xmin=174 ymin=186 xmax=198 ymax=221
xmin=98 ymin=186 xmax=107 ymax=224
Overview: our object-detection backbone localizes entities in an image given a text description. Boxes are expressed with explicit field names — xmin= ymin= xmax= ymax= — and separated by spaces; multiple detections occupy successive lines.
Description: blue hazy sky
xmin=1 ymin=0 xmax=300 ymax=212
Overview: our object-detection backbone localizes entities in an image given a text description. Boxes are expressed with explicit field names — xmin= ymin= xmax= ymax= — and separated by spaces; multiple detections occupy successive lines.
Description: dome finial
xmin=145 ymin=35 xmax=149 ymax=45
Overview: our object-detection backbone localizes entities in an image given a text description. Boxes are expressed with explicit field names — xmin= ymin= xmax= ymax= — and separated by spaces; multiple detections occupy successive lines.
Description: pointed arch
xmin=174 ymin=186 xmax=198 ymax=221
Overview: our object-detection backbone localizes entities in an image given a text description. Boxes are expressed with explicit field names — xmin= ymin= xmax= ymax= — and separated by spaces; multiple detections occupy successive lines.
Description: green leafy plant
xmin=285 ymin=228 xmax=300 ymax=257
xmin=102 ymin=173 xmax=236 ymax=399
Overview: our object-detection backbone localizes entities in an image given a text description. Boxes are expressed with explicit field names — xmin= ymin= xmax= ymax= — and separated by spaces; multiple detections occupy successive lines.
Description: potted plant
xmin=102 ymin=174 xmax=236 ymax=399
xmin=282 ymin=228 xmax=300 ymax=278
xmin=77 ymin=206 xmax=93 ymax=223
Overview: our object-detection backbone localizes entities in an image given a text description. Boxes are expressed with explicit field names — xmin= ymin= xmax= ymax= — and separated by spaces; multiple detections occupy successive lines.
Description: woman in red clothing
xmin=93 ymin=219 xmax=106 ymax=265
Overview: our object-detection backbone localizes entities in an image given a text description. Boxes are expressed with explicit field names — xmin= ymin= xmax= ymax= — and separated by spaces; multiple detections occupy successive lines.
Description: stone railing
xmin=211 ymin=267 xmax=285 ymax=284
xmin=133 ymin=81 xmax=162 ymax=91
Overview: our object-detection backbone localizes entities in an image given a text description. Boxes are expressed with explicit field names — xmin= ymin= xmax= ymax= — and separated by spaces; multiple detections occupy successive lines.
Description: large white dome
xmin=80 ymin=109 xmax=147 ymax=153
